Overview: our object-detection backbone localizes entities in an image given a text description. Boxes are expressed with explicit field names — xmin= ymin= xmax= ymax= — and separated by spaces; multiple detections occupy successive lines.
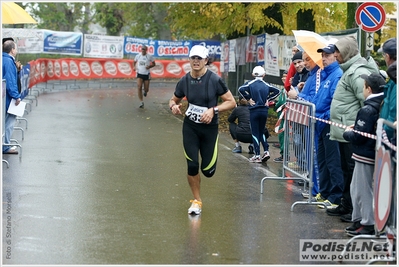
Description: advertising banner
xmin=19 ymin=64 xmax=31 ymax=99
xmin=228 ymin=39 xmax=236 ymax=72
xmin=124 ymin=37 xmax=156 ymax=57
xmin=192 ymin=40 xmax=221 ymax=59
xmin=256 ymin=33 xmax=266 ymax=66
xmin=156 ymin=40 xmax=191 ymax=58
xmin=27 ymin=58 xmax=220 ymax=88
xmin=264 ymin=33 xmax=280 ymax=77
xmin=245 ymin=35 xmax=257 ymax=63
xmin=235 ymin=37 xmax=246 ymax=66
xmin=221 ymin=41 xmax=229 ymax=73
xmin=43 ymin=30 xmax=83 ymax=55
xmin=278 ymin=35 xmax=297 ymax=71
xmin=84 ymin=34 xmax=124 ymax=59
xmin=16 ymin=32 xmax=44 ymax=54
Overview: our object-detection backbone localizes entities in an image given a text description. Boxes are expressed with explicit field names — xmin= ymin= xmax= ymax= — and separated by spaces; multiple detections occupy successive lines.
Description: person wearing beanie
xmin=283 ymin=45 xmax=300 ymax=92
xmin=379 ymin=38 xmax=397 ymax=139
xmin=290 ymin=51 xmax=309 ymax=94
xmin=327 ymin=36 xmax=379 ymax=221
xmin=238 ymin=66 xmax=280 ymax=163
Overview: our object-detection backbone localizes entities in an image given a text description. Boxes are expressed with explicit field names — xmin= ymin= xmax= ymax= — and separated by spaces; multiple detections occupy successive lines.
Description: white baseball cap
xmin=189 ymin=45 xmax=209 ymax=58
xmin=252 ymin=66 xmax=265 ymax=77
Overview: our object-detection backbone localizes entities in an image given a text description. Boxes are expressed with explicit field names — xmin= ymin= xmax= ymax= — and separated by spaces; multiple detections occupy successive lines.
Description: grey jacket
xmin=330 ymin=37 xmax=379 ymax=142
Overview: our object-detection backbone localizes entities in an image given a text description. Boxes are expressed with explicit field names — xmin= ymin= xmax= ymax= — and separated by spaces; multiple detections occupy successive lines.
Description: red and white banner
xmin=286 ymin=102 xmax=309 ymax=126
xmin=28 ymin=58 xmax=220 ymax=88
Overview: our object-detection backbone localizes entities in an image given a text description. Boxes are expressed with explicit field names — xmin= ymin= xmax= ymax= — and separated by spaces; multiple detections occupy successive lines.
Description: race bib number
xmin=185 ymin=103 xmax=208 ymax=123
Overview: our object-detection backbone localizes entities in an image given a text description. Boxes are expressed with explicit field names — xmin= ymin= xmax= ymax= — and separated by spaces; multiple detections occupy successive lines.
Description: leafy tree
xmin=24 ymin=3 xmax=91 ymax=32
xmin=92 ymin=3 xmax=172 ymax=39
xmin=92 ymin=3 xmax=125 ymax=36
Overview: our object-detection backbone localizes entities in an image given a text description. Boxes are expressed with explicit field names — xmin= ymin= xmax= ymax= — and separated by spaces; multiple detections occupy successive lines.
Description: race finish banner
xmin=84 ymin=34 xmax=124 ymax=59
xmin=27 ymin=58 xmax=220 ymax=88
xmin=43 ymin=30 xmax=82 ymax=55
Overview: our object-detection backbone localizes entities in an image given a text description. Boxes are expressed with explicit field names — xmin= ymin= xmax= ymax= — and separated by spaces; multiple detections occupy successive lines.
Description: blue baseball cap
xmin=317 ymin=43 xmax=336 ymax=54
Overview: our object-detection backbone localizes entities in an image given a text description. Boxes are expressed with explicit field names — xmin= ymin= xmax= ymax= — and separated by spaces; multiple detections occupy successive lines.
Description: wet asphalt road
xmin=2 ymin=80 xmax=358 ymax=265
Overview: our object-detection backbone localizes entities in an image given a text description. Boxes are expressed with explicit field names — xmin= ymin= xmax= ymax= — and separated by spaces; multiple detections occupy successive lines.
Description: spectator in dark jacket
xmin=343 ymin=72 xmax=386 ymax=236
xmin=228 ymin=96 xmax=254 ymax=154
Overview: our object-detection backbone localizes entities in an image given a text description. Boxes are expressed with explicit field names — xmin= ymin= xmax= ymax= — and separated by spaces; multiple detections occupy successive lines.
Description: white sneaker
xmin=261 ymin=151 xmax=270 ymax=162
xmin=188 ymin=199 xmax=202 ymax=215
xmin=249 ymin=155 xmax=262 ymax=163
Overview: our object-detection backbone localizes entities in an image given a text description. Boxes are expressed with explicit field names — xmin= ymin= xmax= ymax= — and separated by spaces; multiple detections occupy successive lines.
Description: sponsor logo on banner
xmin=91 ymin=61 xmax=103 ymax=76
xmin=79 ymin=61 xmax=91 ymax=76
xmin=70 ymin=61 xmax=79 ymax=77
xmin=47 ymin=61 xmax=54 ymax=78
xmin=40 ymin=62 xmax=46 ymax=79
xmin=166 ymin=62 xmax=182 ymax=76
xmin=54 ymin=61 xmax=61 ymax=78
xmin=151 ymin=63 xmax=164 ymax=76
xmin=104 ymin=61 xmax=117 ymax=76
xmin=62 ymin=61 xmax=69 ymax=77
xmin=117 ymin=62 xmax=132 ymax=76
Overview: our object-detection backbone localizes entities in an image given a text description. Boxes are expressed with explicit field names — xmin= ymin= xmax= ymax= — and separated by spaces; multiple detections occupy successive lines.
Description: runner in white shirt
xmin=134 ymin=45 xmax=156 ymax=108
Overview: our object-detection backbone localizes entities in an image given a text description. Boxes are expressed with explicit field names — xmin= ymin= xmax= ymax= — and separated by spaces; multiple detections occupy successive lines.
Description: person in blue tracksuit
xmin=311 ymin=44 xmax=344 ymax=209
xmin=238 ymin=66 xmax=280 ymax=163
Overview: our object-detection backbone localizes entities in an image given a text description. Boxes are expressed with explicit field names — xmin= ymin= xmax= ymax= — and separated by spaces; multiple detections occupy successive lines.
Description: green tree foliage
xmin=166 ymin=3 xmax=283 ymax=40
xmin=93 ymin=3 xmax=125 ymax=36
xmin=24 ymin=3 xmax=90 ymax=32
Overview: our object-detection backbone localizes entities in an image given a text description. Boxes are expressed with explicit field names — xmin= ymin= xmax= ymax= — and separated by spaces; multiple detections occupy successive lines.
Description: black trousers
xmin=338 ymin=142 xmax=355 ymax=210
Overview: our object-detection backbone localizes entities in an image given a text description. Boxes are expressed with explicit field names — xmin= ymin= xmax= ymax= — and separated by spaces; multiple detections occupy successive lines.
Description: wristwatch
xmin=213 ymin=106 xmax=219 ymax=115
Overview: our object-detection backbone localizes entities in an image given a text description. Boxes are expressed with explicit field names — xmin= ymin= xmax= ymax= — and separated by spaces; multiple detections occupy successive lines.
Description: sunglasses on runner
xmin=190 ymin=56 xmax=204 ymax=60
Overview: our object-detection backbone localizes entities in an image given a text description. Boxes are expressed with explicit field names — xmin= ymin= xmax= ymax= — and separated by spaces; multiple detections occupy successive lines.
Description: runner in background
xmin=134 ymin=45 xmax=156 ymax=108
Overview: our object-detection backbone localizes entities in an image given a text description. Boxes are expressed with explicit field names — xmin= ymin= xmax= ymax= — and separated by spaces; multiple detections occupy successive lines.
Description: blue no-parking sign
xmin=355 ymin=2 xmax=386 ymax=32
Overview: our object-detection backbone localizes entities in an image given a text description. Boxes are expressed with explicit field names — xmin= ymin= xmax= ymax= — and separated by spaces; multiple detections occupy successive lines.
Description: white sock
xmin=235 ymin=142 xmax=240 ymax=147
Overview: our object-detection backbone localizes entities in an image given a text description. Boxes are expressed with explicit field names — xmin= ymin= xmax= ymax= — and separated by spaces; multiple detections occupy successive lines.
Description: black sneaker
xmin=326 ymin=204 xmax=351 ymax=216
xmin=345 ymin=220 xmax=361 ymax=232
xmin=273 ymin=156 xmax=283 ymax=163
xmin=297 ymin=180 xmax=309 ymax=187
xmin=340 ymin=213 xmax=353 ymax=223
xmin=347 ymin=224 xmax=375 ymax=237
xmin=248 ymin=144 xmax=254 ymax=154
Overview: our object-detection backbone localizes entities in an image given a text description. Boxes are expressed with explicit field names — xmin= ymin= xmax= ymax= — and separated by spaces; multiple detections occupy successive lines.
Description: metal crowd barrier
xmin=339 ymin=119 xmax=397 ymax=264
xmin=260 ymin=99 xmax=326 ymax=211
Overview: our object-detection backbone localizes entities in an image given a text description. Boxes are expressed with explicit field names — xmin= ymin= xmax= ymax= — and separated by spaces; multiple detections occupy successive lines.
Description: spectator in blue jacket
xmin=2 ymin=39 xmax=21 ymax=154
xmin=378 ymin=38 xmax=396 ymax=139
xmin=343 ymin=73 xmax=385 ymax=236
xmin=311 ymin=44 xmax=344 ymax=209
xmin=238 ymin=66 xmax=280 ymax=163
